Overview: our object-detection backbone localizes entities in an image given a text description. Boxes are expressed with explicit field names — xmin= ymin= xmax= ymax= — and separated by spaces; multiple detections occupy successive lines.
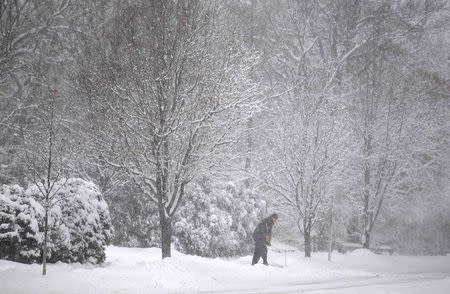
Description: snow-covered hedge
xmin=0 ymin=178 xmax=113 ymax=264
xmin=173 ymin=178 xmax=266 ymax=257
xmin=0 ymin=185 xmax=43 ymax=263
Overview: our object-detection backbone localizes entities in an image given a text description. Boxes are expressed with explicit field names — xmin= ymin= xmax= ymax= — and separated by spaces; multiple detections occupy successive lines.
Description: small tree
xmin=23 ymin=78 xmax=68 ymax=274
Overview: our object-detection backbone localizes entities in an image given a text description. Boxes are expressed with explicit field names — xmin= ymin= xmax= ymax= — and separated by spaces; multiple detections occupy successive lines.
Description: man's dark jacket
xmin=253 ymin=217 xmax=274 ymax=245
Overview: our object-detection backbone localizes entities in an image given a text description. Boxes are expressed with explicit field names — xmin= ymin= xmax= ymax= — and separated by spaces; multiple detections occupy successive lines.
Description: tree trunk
xmin=363 ymin=230 xmax=370 ymax=249
xmin=363 ymin=156 xmax=371 ymax=249
xmin=158 ymin=204 xmax=171 ymax=259
xmin=304 ymin=230 xmax=311 ymax=258
xmin=42 ymin=209 xmax=48 ymax=275
xmin=244 ymin=117 xmax=253 ymax=188
xmin=328 ymin=196 xmax=334 ymax=261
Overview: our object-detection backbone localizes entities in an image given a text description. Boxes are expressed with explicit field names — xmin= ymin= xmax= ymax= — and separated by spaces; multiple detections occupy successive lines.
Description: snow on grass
xmin=1 ymin=242 xmax=450 ymax=293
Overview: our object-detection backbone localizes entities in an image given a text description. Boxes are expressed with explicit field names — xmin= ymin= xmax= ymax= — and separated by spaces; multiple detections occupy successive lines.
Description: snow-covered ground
xmin=1 ymin=242 xmax=450 ymax=293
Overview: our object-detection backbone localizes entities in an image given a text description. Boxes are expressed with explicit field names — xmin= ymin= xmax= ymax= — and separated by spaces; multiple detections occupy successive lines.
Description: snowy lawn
xmin=1 ymin=242 xmax=450 ymax=293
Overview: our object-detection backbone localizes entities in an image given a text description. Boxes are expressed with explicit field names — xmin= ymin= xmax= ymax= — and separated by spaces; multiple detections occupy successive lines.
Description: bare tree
xmin=0 ymin=0 xmax=70 ymax=184
xmin=23 ymin=79 xmax=68 ymax=275
xmin=18 ymin=0 xmax=72 ymax=273
xmin=342 ymin=0 xmax=449 ymax=249
xmin=258 ymin=0 xmax=366 ymax=257
xmin=78 ymin=0 xmax=259 ymax=258
xmin=263 ymin=103 xmax=344 ymax=257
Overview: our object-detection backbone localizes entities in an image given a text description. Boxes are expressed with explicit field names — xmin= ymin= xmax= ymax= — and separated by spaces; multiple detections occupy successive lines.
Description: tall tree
xmin=78 ymin=0 xmax=259 ymax=258
xmin=0 ymin=0 xmax=70 ymax=184
xmin=342 ymin=0 xmax=448 ymax=248
xmin=259 ymin=0 xmax=365 ymax=257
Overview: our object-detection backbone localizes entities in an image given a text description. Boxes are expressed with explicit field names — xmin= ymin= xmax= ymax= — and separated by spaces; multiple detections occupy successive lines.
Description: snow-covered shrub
xmin=30 ymin=178 xmax=114 ymax=263
xmin=106 ymin=178 xmax=265 ymax=257
xmin=106 ymin=183 xmax=160 ymax=248
xmin=173 ymin=178 xmax=265 ymax=257
xmin=15 ymin=195 xmax=44 ymax=262
xmin=0 ymin=185 xmax=22 ymax=260
xmin=0 ymin=185 xmax=43 ymax=263
xmin=0 ymin=179 xmax=113 ymax=264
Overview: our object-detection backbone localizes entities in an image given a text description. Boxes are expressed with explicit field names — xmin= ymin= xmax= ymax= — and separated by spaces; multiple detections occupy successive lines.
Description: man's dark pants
xmin=252 ymin=241 xmax=268 ymax=265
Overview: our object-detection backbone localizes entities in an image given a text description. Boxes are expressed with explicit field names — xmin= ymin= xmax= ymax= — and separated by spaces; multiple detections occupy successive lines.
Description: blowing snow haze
xmin=0 ymin=0 xmax=449 ymax=293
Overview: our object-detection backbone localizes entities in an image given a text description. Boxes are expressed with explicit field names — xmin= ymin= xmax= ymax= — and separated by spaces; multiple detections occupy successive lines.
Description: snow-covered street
xmin=208 ymin=274 xmax=450 ymax=294
xmin=1 ymin=243 xmax=449 ymax=294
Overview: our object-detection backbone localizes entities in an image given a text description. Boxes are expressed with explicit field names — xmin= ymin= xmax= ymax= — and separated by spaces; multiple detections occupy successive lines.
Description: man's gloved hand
xmin=266 ymin=241 xmax=271 ymax=246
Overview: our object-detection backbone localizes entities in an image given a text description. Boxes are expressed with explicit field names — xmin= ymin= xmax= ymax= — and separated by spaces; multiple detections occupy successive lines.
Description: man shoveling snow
xmin=252 ymin=213 xmax=278 ymax=266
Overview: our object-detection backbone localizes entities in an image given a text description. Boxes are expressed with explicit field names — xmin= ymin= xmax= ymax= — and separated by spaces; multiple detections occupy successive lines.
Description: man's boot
xmin=252 ymin=251 xmax=259 ymax=265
